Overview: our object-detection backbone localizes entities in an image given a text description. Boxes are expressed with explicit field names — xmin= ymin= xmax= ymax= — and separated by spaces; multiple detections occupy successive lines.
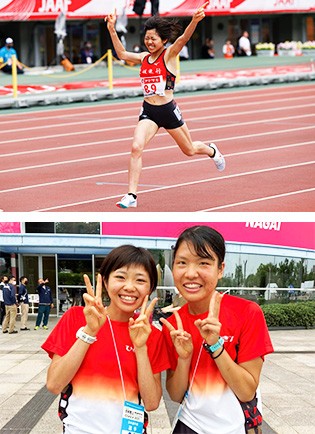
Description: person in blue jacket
xmin=34 ymin=278 xmax=54 ymax=330
xmin=18 ymin=276 xmax=30 ymax=331
xmin=0 ymin=37 xmax=24 ymax=74
xmin=2 ymin=276 xmax=18 ymax=334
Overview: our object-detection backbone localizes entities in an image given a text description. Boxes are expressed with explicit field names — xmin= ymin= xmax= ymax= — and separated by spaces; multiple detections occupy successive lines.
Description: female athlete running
xmin=106 ymin=2 xmax=225 ymax=209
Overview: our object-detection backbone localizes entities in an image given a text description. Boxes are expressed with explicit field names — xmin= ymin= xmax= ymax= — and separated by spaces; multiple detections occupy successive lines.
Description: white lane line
xmin=32 ymin=160 xmax=315 ymax=212
xmin=0 ymin=117 xmax=314 ymax=174
xmin=0 ymin=84 xmax=313 ymax=122
xmin=0 ymin=108 xmax=314 ymax=149
xmin=0 ymin=129 xmax=314 ymax=182
xmin=0 ymin=97 xmax=314 ymax=135
xmin=199 ymin=187 xmax=315 ymax=212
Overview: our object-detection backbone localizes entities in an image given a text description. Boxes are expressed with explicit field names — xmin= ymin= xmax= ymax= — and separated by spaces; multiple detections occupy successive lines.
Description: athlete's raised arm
xmin=105 ymin=9 xmax=146 ymax=64
xmin=167 ymin=1 xmax=209 ymax=59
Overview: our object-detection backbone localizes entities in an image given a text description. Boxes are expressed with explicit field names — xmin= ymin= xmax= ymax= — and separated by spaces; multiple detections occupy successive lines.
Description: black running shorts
xmin=139 ymin=99 xmax=184 ymax=129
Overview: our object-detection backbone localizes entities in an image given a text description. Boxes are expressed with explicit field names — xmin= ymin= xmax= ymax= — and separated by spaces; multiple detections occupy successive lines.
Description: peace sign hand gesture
xmin=129 ymin=296 xmax=158 ymax=349
xmin=83 ymin=274 xmax=107 ymax=335
xmin=194 ymin=291 xmax=223 ymax=345
xmin=161 ymin=312 xmax=193 ymax=360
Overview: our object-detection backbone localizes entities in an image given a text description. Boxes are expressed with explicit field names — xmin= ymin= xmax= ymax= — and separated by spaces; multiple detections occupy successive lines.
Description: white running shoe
xmin=116 ymin=194 xmax=137 ymax=209
xmin=209 ymin=143 xmax=225 ymax=171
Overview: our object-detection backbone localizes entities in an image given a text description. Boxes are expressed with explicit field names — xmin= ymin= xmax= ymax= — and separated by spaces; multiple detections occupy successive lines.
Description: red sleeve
xmin=147 ymin=324 xmax=171 ymax=374
xmin=236 ymin=302 xmax=274 ymax=364
xmin=41 ymin=307 xmax=86 ymax=359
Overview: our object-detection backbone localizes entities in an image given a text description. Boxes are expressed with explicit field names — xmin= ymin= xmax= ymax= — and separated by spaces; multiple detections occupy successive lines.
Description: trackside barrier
xmin=108 ymin=48 xmax=113 ymax=90
xmin=7 ymin=50 xmax=182 ymax=100
xmin=12 ymin=54 xmax=18 ymax=98
xmin=19 ymin=51 xmax=109 ymax=78
xmin=8 ymin=50 xmax=110 ymax=100
xmin=0 ymin=59 xmax=9 ymax=69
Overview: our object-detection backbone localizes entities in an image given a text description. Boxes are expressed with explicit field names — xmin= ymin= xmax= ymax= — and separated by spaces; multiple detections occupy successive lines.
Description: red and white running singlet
xmin=140 ymin=49 xmax=176 ymax=97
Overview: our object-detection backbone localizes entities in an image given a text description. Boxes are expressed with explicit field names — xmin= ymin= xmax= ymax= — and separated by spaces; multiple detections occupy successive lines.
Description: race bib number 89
xmin=141 ymin=76 xmax=165 ymax=96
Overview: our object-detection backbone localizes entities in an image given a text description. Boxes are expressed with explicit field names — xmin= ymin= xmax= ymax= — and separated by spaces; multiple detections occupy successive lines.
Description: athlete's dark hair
xmin=173 ymin=225 xmax=226 ymax=268
xmin=100 ymin=244 xmax=157 ymax=294
xmin=144 ymin=15 xmax=182 ymax=43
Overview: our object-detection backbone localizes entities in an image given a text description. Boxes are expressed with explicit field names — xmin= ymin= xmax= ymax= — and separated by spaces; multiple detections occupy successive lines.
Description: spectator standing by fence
xmin=0 ymin=37 xmax=24 ymax=73
xmin=80 ymin=41 xmax=94 ymax=64
xmin=237 ymin=31 xmax=252 ymax=56
xmin=223 ymin=39 xmax=235 ymax=58
xmin=201 ymin=37 xmax=215 ymax=59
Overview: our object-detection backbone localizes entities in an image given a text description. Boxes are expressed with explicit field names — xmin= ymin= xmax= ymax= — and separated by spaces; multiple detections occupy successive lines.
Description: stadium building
xmin=0 ymin=221 xmax=314 ymax=316
xmin=0 ymin=0 xmax=314 ymax=65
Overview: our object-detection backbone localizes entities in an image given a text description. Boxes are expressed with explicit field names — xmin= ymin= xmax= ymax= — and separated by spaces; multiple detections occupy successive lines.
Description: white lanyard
xmin=171 ymin=340 xmax=205 ymax=431
xmin=107 ymin=315 xmax=145 ymax=434
xmin=107 ymin=315 xmax=126 ymax=401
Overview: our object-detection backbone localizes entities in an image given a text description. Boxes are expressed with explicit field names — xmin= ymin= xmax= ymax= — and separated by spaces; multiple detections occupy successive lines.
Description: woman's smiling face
xmin=172 ymin=241 xmax=225 ymax=311
xmin=104 ymin=265 xmax=151 ymax=320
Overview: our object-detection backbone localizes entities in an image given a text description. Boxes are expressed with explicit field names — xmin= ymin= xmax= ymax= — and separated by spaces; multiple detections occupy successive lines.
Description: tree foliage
xmin=220 ymin=258 xmax=314 ymax=288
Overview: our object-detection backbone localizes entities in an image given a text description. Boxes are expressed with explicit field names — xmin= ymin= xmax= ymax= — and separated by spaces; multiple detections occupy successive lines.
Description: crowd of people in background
xmin=0 ymin=274 xmax=89 ymax=334
xmin=0 ymin=275 xmax=55 ymax=333
xmin=201 ymin=31 xmax=252 ymax=59
xmin=0 ymin=29 xmax=254 ymax=73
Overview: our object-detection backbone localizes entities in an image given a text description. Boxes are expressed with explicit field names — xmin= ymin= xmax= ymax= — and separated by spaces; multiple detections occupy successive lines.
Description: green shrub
xmin=261 ymin=301 xmax=315 ymax=328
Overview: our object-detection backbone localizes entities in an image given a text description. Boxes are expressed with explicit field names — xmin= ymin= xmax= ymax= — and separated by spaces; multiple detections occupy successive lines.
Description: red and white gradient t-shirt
xmin=42 ymin=307 xmax=170 ymax=434
xmin=162 ymin=295 xmax=274 ymax=434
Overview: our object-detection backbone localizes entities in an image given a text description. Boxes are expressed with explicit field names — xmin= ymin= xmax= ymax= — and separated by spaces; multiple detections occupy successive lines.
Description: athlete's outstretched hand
xmin=129 ymin=296 xmax=158 ymax=349
xmin=193 ymin=1 xmax=209 ymax=23
xmin=194 ymin=291 xmax=223 ymax=346
xmin=105 ymin=8 xmax=117 ymax=32
xmin=83 ymin=274 xmax=107 ymax=335
xmin=161 ymin=311 xmax=193 ymax=360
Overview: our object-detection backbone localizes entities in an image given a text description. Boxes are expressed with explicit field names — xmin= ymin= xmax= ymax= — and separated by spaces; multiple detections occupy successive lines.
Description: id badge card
xmin=120 ymin=401 xmax=144 ymax=434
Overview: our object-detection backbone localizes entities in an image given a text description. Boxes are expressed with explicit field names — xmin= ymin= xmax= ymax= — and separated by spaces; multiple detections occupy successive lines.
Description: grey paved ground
xmin=1 ymin=315 xmax=314 ymax=433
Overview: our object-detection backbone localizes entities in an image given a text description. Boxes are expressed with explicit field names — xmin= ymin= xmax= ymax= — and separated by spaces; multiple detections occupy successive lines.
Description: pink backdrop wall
xmin=0 ymin=222 xmax=21 ymax=233
xmin=101 ymin=222 xmax=315 ymax=251
xmin=0 ymin=222 xmax=314 ymax=251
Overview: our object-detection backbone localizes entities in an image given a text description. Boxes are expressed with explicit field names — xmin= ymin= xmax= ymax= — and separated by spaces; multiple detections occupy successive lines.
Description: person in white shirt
xmin=238 ymin=31 xmax=251 ymax=56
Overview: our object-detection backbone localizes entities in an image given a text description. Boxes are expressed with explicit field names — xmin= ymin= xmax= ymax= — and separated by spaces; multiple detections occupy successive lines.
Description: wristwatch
xmin=203 ymin=336 xmax=224 ymax=354
xmin=76 ymin=327 xmax=97 ymax=344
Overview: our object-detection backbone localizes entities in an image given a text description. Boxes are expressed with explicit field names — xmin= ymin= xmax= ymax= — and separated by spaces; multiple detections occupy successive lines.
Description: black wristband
xmin=210 ymin=344 xmax=224 ymax=360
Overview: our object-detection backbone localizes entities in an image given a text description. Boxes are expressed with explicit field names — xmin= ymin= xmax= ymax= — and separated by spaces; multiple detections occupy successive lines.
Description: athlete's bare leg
xmin=166 ymin=123 xmax=214 ymax=157
xmin=128 ymin=119 xmax=159 ymax=194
